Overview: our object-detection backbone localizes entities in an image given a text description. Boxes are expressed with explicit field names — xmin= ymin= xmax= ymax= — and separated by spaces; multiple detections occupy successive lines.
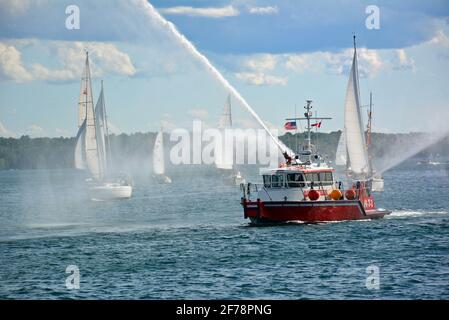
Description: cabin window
xmin=304 ymin=172 xmax=333 ymax=186
xmin=325 ymin=172 xmax=333 ymax=182
xmin=319 ymin=172 xmax=333 ymax=186
xmin=263 ymin=175 xmax=271 ymax=188
xmin=271 ymin=174 xmax=285 ymax=188
xmin=287 ymin=173 xmax=305 ymax=188
xmin=304 ymin=173 xmax=318 ymax=186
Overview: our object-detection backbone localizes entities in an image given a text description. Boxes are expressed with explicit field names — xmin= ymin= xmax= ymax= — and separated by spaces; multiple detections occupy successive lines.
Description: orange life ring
xmin=308 ymin=189 xmax=320 ymax=201
xmin=345 ymin=189 xmax=356 ymax=200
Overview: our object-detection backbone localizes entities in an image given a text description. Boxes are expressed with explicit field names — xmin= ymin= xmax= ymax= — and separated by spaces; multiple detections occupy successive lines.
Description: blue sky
xmin=0 ymin=0 xmax=449 ymax=137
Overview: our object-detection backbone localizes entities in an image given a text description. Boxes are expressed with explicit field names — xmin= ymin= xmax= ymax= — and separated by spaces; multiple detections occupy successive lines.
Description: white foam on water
xmin=387 ymin=210 xmax=448 ymax=218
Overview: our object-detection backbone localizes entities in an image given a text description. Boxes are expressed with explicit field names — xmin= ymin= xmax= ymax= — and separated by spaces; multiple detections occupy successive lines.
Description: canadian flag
xmin=311 ymin=121 xmax=322 ymax=128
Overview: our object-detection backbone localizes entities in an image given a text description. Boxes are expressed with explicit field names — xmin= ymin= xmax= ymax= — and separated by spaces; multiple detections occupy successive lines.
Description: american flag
xmin=284 ymin=121 xmax=297 ymax=130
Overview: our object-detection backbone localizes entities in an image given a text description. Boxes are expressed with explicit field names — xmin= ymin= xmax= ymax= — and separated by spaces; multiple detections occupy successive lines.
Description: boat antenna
xmin=353 ymin=34 xmax=356 ymax=52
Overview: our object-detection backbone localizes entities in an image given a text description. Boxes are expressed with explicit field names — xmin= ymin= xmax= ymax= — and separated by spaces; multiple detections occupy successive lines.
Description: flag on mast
xmin=284 ymin=121 xmax=297 ymax=130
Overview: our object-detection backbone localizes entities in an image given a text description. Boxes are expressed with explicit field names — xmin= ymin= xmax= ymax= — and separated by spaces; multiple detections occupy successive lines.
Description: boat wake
xmin=387 ymin=210 xmax=448 ymax=218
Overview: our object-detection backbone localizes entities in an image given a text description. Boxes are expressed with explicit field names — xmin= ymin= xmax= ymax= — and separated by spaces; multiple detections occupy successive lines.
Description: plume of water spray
xmin=142 ymin=1 xmax=294 ymax=158
xmin=376 ymin=130 xmax=449 ymax=174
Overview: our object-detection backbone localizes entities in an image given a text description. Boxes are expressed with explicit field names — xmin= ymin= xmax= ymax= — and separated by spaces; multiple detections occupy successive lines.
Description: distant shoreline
xmin=1 ymin=131 xmax=448 ymax=170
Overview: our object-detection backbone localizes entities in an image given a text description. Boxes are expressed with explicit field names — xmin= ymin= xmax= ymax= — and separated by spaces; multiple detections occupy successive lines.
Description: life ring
xmin=345 ymin=189 xmax=356 ymax=200
xmin=308 ymin=189 xmax=320 ymax=201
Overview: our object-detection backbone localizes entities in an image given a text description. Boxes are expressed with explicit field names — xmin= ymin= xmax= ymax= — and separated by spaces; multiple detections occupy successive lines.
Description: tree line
xmin=1 ymin=131 xmax=448 ymax=170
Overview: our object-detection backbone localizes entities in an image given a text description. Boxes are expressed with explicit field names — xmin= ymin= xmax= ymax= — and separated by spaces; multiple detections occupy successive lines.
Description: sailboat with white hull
xmin=216 ymin=94 xmax=245 ymax=186
xmin=335 ymin=38 xmax=384 ymax=192
xmin=75 ymin=51 xmax=132 ymax=200
xmin=153 ymin=130 xmax=172 ymax=184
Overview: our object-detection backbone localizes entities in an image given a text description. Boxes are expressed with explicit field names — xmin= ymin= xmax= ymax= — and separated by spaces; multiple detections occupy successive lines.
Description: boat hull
xmin=242 ymin=199 xmax=390 ymax=225
xmin=90 ymin=184 xmax=132 ymax=200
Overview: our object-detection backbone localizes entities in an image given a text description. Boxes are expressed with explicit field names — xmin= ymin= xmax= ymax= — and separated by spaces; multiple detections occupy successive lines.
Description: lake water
xmin=0 ymin=163 xmax=448 ymax=299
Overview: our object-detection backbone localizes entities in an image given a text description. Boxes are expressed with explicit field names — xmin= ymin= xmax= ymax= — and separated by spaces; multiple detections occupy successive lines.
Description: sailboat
xmin=335 ymin=131 xmax=347 ymax=167
xmin=336 ymin=37 xmax=383 ymax=192
xmin=215 ymin=94 xmax=245 ymax=185
xmin=153 ymin=130 xmax=172 ymax=184
xmin=365 ymin=93 xmax=384 ymax=192
xmin=74 ymin=51 xmax=132 ymax=200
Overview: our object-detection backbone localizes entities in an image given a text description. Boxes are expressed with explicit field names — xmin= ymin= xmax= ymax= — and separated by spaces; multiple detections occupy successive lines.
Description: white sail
xmin=215 ymin=139 xmax=233 ymax=170
xmin=78 ymin=55 xmax=93 ymax=128
xmin=82 ymin=53 xmax=103 ymax=180
xmin=74 ymin=119 xmax=87 ymax=170
xmin=216 ymin=94 xmax=233 ymax=170
xmin=335 ymin=130 xmax=347 ymax=166
xmin=344 ymin=48 xmax=369 ymax=175
xmin=94 ymin=83 xmax=108 ymax=175
xmin=153 ymin=131 xmax=165 ymax=175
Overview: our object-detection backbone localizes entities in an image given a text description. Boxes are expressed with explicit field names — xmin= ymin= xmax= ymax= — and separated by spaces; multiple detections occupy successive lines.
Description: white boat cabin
xmin=257 ymin=165 xmax=336 ymax=201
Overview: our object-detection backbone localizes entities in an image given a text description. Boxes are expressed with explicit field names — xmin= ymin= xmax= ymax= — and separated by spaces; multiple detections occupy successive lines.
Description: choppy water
xmin=0 ymin=163 xmax=448 ymax=299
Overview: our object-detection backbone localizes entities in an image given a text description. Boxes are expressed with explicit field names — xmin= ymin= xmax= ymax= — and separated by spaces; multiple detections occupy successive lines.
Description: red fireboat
xmin=240 ymin=100 xmax=391 ymax=225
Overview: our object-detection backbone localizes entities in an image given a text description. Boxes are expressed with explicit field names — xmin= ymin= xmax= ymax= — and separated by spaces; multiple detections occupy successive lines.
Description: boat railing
xmin=241 ymin=181 xmax=368 ymax=202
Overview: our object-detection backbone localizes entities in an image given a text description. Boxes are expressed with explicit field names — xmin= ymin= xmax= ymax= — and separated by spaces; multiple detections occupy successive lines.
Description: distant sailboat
xmin=335 ymin=130 xmax=347 ymax=167
xmin=339 ymin=36 xmax=383 ymax=191
xmin=365 ymin=93 xmax=384 ymax=192
xmin=215 ymin=94 xmax=245 ymax=185
xmin=74 ymin=51 xmax=132 ymax=200
xmin=153 ymin=130 xmax=172 ymax=184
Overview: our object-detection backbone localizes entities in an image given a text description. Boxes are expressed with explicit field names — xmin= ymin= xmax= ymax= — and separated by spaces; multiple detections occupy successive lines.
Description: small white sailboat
xmin=365 ymin=93 xmax=384 ymax=192
xmin=216 ymin=94 xmax=246 ymax=186
xmin=335 ymin=130 xmax=347 ymax=167
xmin=336 ymin=36 xmax=383 ymax=192
xmin=75 ymin=52 xmax=132 ymax=200
xmin=153 ymin=130 xmax=172 ymax=184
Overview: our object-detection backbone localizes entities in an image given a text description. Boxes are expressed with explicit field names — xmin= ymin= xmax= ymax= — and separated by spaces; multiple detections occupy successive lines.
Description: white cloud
xmin=159 ymin=5 xmax=239 ymax=18
xmin=235 ymin=72 xmax=287 ymax=86
xmin=36 ymin=41 xmax=136 ymax=81
xmin=248 ymin=6 xmax=279 ymax=15
xmin=428 ymin=29 xmax=449 ymax=47
xmin=0 ymin=0 xmax=46 ymax=16
xmin=187 ymin=109 xmax=209 ymax=120
xmin=284 ymin=55 xmax=308 ymax=73
xmin=236 ymin=54 xmax=287 ymax=86
xmin=0 ymin=120 xmax=16 ymax=137
xmin=0 ymin=40 xmax=136 ymax=82
xmin=285 ymin=48 xmax=384 ymax=77
xmin=394 ymin=49 xmax=416 ymax=71
xmin=26 ymin=124 xmax=44 ymax=137
xmin=244 ymin=54 xmax=277 ymax=71
xmin=0 ymin=42 xmax=33 ymax=82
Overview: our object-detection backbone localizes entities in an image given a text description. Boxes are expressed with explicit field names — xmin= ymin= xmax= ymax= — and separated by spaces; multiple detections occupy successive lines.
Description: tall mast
xmin=367 ymin=92 xmax=373 ymax=175
xmin=353 ymin=34 xmax=357 ymax=52
xmin=286 ymin=100 xmax=331 ymax=163
xmin=305 ymin=100 xmax=313 ymax=162
xmin=102 ymin=80 xmax=113 ymax=171
xmin=85 ymin=51 xmax=89 ymax=126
